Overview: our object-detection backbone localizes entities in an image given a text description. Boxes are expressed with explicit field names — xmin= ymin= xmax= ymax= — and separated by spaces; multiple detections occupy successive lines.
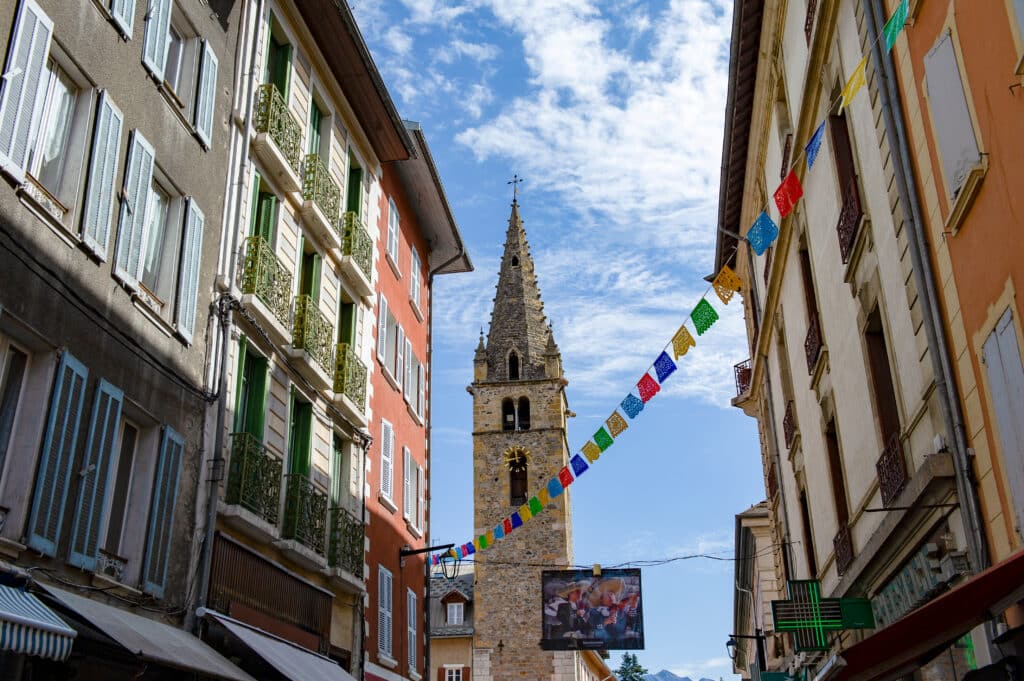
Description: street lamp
xmin=727 ymin=630 xmax=767 ymax=677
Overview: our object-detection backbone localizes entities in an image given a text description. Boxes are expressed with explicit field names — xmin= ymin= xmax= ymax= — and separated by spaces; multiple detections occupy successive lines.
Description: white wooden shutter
xmin=410 ymin=248 xmax=420 ymax=305
xmin=924 ymin=31 xmax=980 ymax=197
xmin=417 ymin=464 xmax=424 ymax=530
xmin=68 ymin=379 xmax=124 ymax=570
xmin=417 ymin=362 xmax=425 ymax=417
xmin=983 ymin=310 xmax=1024 ymax=536
xmin=114 ymin=131 xmax=155 ymax=288
xmin=175 ymin=198 xmax=204 ymax=343
xmin=407 ymin=588 xmax=417 ymax=670
xmin=395 ymin=326 xmax=405 ymax=389
xmin=81 ymin=91 xmax=124 ymax=259
xmin=109 ymin=0 xmax=136 ymax=38
xmin=381 ymin=419 xmax=393 ymax=499
xmin=0 ymin=0 xmax=52 ymax=182
xmin=378 ymin=566 xmax=393 ymax=655
xmin=403 ymin=340 xmax=413 ymax=401
xmin=402 ymin=447 xmax=411 ymax=519
xmin=193 ymin=39 xmax=218 ymax=148
xmin=142 ymin=426 xmax=184 ymax=597
xmin=141 ymin=0 xmax=172 ymax=82
xmin=377 ymin=294 xmax=388 ymax=362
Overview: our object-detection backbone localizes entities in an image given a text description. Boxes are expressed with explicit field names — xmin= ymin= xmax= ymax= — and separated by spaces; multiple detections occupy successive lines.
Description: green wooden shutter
xmin=0 ymin=0 xmax=53 ymax=182
xmin=194 ymin=39 xmax=217 ymax=148
xmin=268 ymin=39 xmax=292 ymax=99
xmin=232 ymin=338 xmax=248 ymax=434
xmin=142 ymin=426 xmax=184 ymax=597
xmin=244 ymin=354 xmax=268 ymax=440
xmin=255 ymin=191 xmax=277 ymax=242
xmin=308 ymin=102 xmax=322 ymax=155
xmin=288 ymin=397 xmax=311 ymax=476
xmin=339 ymin=302 xmax=356 ymax=346
xmin=27 ymin=351 xmax=88 ymax=556
xmin=175 ymin=198 xmax=204 ymax=343
xmin=82 ymin=91 xmax=124 ymax=260
xmin=346 ymin=166 xmax=362 ymax=214
xmin=114 ymin=131 xmax=155 ymax=288
xmin=109 ymin=0 xmax=135 ymax=38
xmin=68 ymin=379 xmax=124 ymax=570
xmin=141 ymin=0 xmax=172 ymax=82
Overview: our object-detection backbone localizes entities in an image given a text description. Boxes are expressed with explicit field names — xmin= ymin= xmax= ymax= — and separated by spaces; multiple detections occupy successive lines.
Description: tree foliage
xmin=615 ymin=652 xmax=649 ymax=681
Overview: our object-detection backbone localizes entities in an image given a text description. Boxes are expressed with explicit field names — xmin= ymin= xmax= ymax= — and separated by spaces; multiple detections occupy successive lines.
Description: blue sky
xmin=352 ymin=1 xmax=765 ymax=676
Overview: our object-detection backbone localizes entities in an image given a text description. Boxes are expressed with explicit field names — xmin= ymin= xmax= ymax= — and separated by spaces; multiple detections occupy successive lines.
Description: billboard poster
xmin=541 ymin=568 xmax=644 ymax=650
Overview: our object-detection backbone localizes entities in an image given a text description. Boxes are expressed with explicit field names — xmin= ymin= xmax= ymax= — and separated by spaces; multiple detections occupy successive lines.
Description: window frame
xmin=407 ymin=587 xmax=417 ymax=673
xmin=447 ymin=601 xmax=464 ymax=626
xmin=0 ymin=340 xmax=29 ymax=484
xmin=409 ymin=246 xmax=421 ymax=311
xmin=386 ymin=197 xmax=400 ymax=274
xmin=378 ymin=564 xmax=393 ymax=658
xmin=380 ymin=419 xmax=395 ymax=503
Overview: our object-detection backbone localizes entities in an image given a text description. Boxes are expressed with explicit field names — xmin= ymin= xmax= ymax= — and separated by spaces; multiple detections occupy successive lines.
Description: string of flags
xmin=431 ymin=0 xmax=911 ymax=567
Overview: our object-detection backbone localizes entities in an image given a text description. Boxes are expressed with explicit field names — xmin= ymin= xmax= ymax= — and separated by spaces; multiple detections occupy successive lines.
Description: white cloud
xmin=435 ymin=39 xmax=500 ymax=65
xmin=461 ymin=82 xmax=494 ymax=119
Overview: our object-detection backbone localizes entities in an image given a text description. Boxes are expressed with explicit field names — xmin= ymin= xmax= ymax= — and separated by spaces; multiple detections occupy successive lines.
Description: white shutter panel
xmin=924 ymin=31 xmax=981 ymax=197
xmin=378 ymin=566 xmax=393 ymax=655
xmin=407 ymin=589 xmax=417 ymax=669
xmin=417 ymin=362 xmax=425 ymax=417
xmin=381 ymin=420 xmax=393 ymax=499
xmin=377 ymin=294 xmax=388 ymax=362
xmin=175 ymin=198 xmax=204 ymax=343
xmin=0 ymin=0 xmax=53 ymax=182
xmin=109 ymin=0 xmax=136 ymax=38
xmin=403 ymin=340 xmax=413 ymax=401
xmin=114 ymin=131 xmax=155 ymax=288
xmin=141 ymin=0 xmax=172 ymax=82
xmin=417 ymin=464 xmax=424 ymax=530
xmin=402 ymin=446 xmax=411 ymax=519
xmin=395 ymin=326 xmax=405 ymax=389
xmin=984 ymin=311 xmax=1024 ymax=534
xmin=193 ymin=40 xmax=218 ymax=148
xmin=82 ymin=92 xmax=124 ymax=259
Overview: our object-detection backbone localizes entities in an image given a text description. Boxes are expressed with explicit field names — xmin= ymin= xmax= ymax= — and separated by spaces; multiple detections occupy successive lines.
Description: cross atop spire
xmin=507 ymin=174 xmax=524 ymax=204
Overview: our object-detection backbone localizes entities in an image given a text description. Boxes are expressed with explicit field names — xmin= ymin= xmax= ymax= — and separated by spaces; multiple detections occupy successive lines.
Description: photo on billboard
xmin=541 ymin=568 xmax=644 ymax=651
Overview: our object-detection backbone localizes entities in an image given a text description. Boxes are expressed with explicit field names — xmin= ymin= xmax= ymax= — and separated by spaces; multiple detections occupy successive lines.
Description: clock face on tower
xmin=503 ymin=445 xmax=531 ymax=472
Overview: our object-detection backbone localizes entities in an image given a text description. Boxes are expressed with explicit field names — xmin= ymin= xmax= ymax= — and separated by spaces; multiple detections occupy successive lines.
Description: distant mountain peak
xmin=644 ymin=671 xmax=692 ymax=681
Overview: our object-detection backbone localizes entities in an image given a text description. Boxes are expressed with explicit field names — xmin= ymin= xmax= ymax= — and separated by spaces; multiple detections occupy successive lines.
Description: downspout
xmin=861 ymin=0 xmax=988 ymax=577
xmin=359 ymin=435 xmax=369 ymax=681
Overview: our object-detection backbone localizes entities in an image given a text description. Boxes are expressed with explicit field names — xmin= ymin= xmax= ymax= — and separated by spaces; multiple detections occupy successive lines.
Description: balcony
xmin=876 ymin=432 xmax=909 ymax=507
xmin=333 ymin=343 xmax=368 ymax=426
xmin=287 ymin=295 xmax=335 ymax=392
xmin=834 ymin=524 xmax=854 ymax=576
xmin=805 ymin=313 xmax=823 ymax=375
xmin=783 ymin=400 xmax=797 ymax=449
xmin=276 ymin=474 xmax=328 ymax=569
xmin=252 ymin=83 xmax=302 ymax=194
xmin=222 ymin=433 xmax=283 ymax=543
xmin=338 ymin=211 xmax=373 ymax=300
xmin=299 ymin=154 xmax=342 ymax=252
xmin=734 ymin=359 xmax=752 ymax=397
xmin=325 ymin=506 xmax=365 ymax=593
xmin=240 ymin=235 xmax=293 ymax=347
xmin=836 ymin=175 xmax=863 ymax=264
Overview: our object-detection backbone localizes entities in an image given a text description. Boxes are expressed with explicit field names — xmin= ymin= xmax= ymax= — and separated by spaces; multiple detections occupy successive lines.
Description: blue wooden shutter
xmin=114 ymin=131 xmax=155 ymax=288
xmin=109 ymin=0 xmax=136 ymax=39
xmin=193 ymin=40 xmax=218 ymax=148
xmin=81 ymin=91 xmax=124 ymax=260
xmin=27 ymin=351 xmax=88 ymax=556
xmin=175 ymin=198 xmax=204 ymax=343
xmin=142 ymin=426 xmax=184 ymax=597
xmin=141 ymin=0 xmax=172 ymax=82
xmin=924 ymin=31 xmax=981 ymax=197
xmin=68 ymin=379 xmax=124 ymax=570
xmin=983 ymin=310 xmax=1024 ymax=536
xmin=0 ymin=0 xmax=52 ymax=182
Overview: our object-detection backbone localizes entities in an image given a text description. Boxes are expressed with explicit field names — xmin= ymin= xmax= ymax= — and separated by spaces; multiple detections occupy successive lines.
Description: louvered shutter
xmin=378 ymin=566 xmax=393 ymax=655
xmin=395 ymin=326 xmax=405 ymax=389
xmin=114 ymin=131 xmax=155 ymax=288
xmin=417 ymin=464 xmax=424 ymax=530
xmin=175 ymin=198 xmax=204 ymax=343
xmin=402 ymin=447 xmax=411 ymax=519
xmin=193 ymin=39 xmax=217 ymax=148
xmin=0 ymin=0 xmax=53 ymax=182
xmin=403 ymin=340 xmax=413 ymax=401
xmin=142 ymin=426 xmax=184 ymax=597
xmin=377 ymin=294 xmax=388 ymax=362
xmin=68 ymin=379 xmax=124 ymax=570
xmin=407 ymin=588 xmax=417 ymax=669
xmin=417 ymin=362 xmax=425 ymax=418
xmin=81 ymin=92 xmax=124 ymax=259
xmin=109 ymin=0 xmax=135 ymax=38
xmin=380 ymin=420 xmax=393 ymax=499
xmin=27 ymin=351 xmax=88 ymax=556
xmin=983 ymin=311 xmax=1024 ymax=534
xmin=141 ymin=0 xmax=172 ymax=82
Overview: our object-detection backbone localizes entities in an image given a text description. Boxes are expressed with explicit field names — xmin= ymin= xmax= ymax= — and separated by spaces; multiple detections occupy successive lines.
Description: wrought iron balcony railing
xmin=241 ymin=235 xmax=293 ymax=329
xmin=281 ymin=474 xmax=328 ymax=556
xmin=876 ymin=431 xmax=908 ymax=507
xmin=292 ymin=295 xmax=335 ymax=376
xmin=783 ymin=400 xmax=796 ymax=448
xmin=805 ymin=312 xmax=823 ymax=375
xmin=328 ymin=506 xmax=364 ymax=578
xmin=225 ymin=432 xmax=283 ymax=526
xmin=302 ymin=154 xmax=341 ymax=226
xmin=834 ymin=523 xmax=854 ymax=576
xmin=254 ymin=83 xmax=302 ymax=174
xmin=837 ymin=175 xmax=864 ymax=264
xmin=342 ymin=211 xmax=373 ymax=280
xmin=734 ymin=359 xmax=752 ymax=396
xmin=334 ymin=343 xmax=367 ymax=410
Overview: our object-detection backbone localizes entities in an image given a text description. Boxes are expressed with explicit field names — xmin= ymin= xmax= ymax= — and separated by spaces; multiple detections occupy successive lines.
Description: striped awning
xmin=0 ymin=584 xmax=76 ymax=661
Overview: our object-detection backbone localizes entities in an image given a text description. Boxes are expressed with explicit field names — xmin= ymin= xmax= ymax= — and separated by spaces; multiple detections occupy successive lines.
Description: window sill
xmin=156 ymin=80 xmax=207 ymax=151
xmin=407 ymin=403 xmax=424 ymax=427
xmin=409 ymin=297 xmax=423 ymax=322
xmin=405 ymin=520 xmax=422 ymax=539
xmin=379 ymin=361 xmax=401 ymax=392
xmin=378 ymin=653 xmax=398 ymax=669
xmin=386 ymin=252 xmax=402 ymax=279
xmin=409 ymin=670 xmax=422 ymax=681
xmin=944 ymin=157 xmax=988 ymax=237
xmin=17 ymin=177 xmax=78 ymax=251
xmin=130 ymin=289 xmax=191 ymax=345
xmin=378 ymin=492 xmax=398 ymax=514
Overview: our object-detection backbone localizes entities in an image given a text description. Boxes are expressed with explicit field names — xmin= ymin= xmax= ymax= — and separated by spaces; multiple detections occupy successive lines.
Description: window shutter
xmin=407 ymin=589 xmax=417 ymax=669
xmin=381 ymin=420 xmax=393 ymax=499
xmin=984 ymin=311 xmax=1024 ymax=534
xmin=175 ymin=198 xmax=205 ymax=343
xmin=109 ymin=0 xmax=136 ymax=38
xmin=82 ymin=91 xmax=125 ymax=260
xmin=378 ymin=566 xmax=393 ymax=655
xmin=395 ymin=326 xmax=405 ymax=389
xmin=924 ymin=31 xmax=981 ymax=198
xmin=142 ymin=426 xmax=184 ymax=597
xmin=0 ymin=0 xmax=53 ymax=182
xmin=402 ymin=447 xmax=411 ymax=519
xmin=403 ymin=340 xmax=413 ymax=401
xmin=417 ymin=464 xmax=424 ymax=530
xmin=27 ymin=351 xmax=88 ymax=556
xmin=417 ymin=362 xmax=425 ymax=417
xmin=410 ymin=248 xmax=420 ymax=304
xmin=114 ymin=131 xmax=155 ymax=288
xmin=141 ymin=0 xmax=172 ymax=82
xmin=438 ymin=669 xmax=445 ymax=681
xmin=377 ymin=294 xmax=388 ymax=362
xmin=193 ymin=39 xmax=218 ymax=148
xmin=68 ymin=379 xmax=124 ymax=570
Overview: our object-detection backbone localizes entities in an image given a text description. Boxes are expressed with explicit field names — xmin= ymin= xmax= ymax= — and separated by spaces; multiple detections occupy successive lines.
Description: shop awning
xmin=201 ymin=609 xmax=357 ymax=681
xmin=833 ymin=549 xmax=1024 ymax=681
xmin=39 ymin=585 xmax=254 ymax=681
xmin=0 ymin=584 xmax=76 ymax=660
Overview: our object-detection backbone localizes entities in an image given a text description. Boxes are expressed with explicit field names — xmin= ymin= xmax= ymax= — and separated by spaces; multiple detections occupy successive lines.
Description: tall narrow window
xmin=501 ymin=398 xmax=515 ymax=432
xmin=26 ymin=58 xmax=80 ymax=196
xmin=330 ymin=434 xmax=346 ymax=508
xmin=288 ymin=392 xmax=312 ymax=476
xmin=517 ymin=397 xmax=531 ymax=430
xmin=799 ymin=490 xmax=817 ymax=577
xmin=825 ymin=419 xmax=849 ymax=528
xmin=308 ymin=100 xmax=324 ymax=155
xmin=865 ymin=309 xmax=900 ymax=449
xmin=982 ymin=310 xmax=1024 ymax=534
xmin=234 ymin=344 xmax=268 ymax=440
xmin=378 ymin=565 xmax=393 ymax=656
xmin=265 ymin=18 xmax=292 ymax=98
xmin=799 ymin=246 xmax=823 ymax=373
xmin=346 ymin=159 xmax=363 ymax=215
xmin=250 ymin=171 xmax=277 ymax=242
xmin=387 ymin=197 xmax=400 ymax=267
xmin=407 ymin=588 xmax=417 ymax=672
xmin=103 ymin=420 xmax=138 ymax=556
xmin=508 ymin=449 xmax=528 ymax=507
xmin=508 ymin=352 xmax=519 ymax=380
xmin=0 ymin=346 xmax=28 ymax=480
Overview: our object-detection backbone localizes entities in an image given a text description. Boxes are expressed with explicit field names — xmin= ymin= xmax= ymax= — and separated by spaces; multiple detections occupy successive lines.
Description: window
xmin=403 ymin=339 xmax=413 ymax=403
xmin=330 ymin=434 xmax=346 ymax=508
xmin=982 ymin=310 xmax=1024 ymax=536
xmin=387 ymin=197 xmax=400 ymax=269
xmin=141 ymin=426 xmax=184 ymax=597
xmin=250 ymin=170 xmax=278 ymax=242
xmin=234 ymin=343 xmax=268 ymax=440
xmin=865 ymin=308 xmax=901 ymax=454
xmin=346 ymin=157 xmax=363 ymax=215
xmin=288 ymin=392 xmax=312 ymax=476
xmin=102 ymin=420 xmax=137 ymax=557
xmin=378 ymin=565 xmax=393 ymax=657
xmin=107 ymin=0 xmax=134 ymax=38
xmin=308 ymin=99 xmax=325 ymax=156
xmin=140 ymin=179 xmax=181 ymax=304
xmin=447 ymin=602 xmax=464 ymax=625
xmin=517 ymin=397 xmax=530 ymax=430
xmin=409 ymin=247 xmax=421 ymax=309
xmin=799 ymin=490 xmax=817 ymax=577
xmin=377 ymin=294 xmax=405 ymax=387
xmin=403 ymin=447 xmax=413 ymax=520
xmin=446 ymin=669 xmax=463 ymax=681
xmin=825 ymin=418 xmax=849 ymax=529
xmin=380 ymin=419 xmax=394 ymax=501
xmin=502 ymin=399 xmax=515 ymax=431
xmin=265 ymin=17 xmax=292 ymax=98
xmin=0 ymin=345 xmax=28 ymax=480
xmin=26 ymin=58 xmax=79 ymax=196
xmin=407 ymin=589 xmax=417 ymax=672
xmin=508 ymin=351 xmax=519 ymax=380
xmin=509 ymin=451 xmax=528 ymax=507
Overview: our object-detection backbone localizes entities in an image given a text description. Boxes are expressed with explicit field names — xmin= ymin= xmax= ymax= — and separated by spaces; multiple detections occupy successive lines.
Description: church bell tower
xmin=469 ymin=198 xmax=577 ymax=680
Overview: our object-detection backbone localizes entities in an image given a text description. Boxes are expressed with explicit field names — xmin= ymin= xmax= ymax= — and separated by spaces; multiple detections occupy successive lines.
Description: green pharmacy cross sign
xmin=771 ymin=580 xmax=875 ymax=652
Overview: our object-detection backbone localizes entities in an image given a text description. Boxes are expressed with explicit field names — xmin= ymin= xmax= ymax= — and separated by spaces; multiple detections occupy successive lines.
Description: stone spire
xmin=483 ymin=200 xmax=557 ymax=381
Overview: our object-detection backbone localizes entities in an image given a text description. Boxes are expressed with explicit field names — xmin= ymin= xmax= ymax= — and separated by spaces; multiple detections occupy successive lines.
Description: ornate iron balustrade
xmin=225 ymin=432 xmax=283 ymax=526
xmin=334 ymin=343 xmax=367 ymax=410
xmin=734 ymin=359 xmax=752 ymax=396
xmin=783 ymin=400 xmax=796 ymax=448
xmin=292 ymin=295 xmax=335 ymax=375
xmin=876 ymin=432 xmax=908 ymax=507
xmin=302 ymin=154 xmax=341 ymax=226
xmin=836 ymin=175 xmax=863 ymax=263
xmin=342 ymin=211 xmax=373 ymax=280
xmin=281 ymin=474 xmax=328 ymax=555
xmin=805 ymin=313 xmax=823 ymax=375
xmin=241 ymin=235 xmax=293 ymax=329
xmin=834 ymin=524 xmax=853 ymax=576
xmin=328 ymin=506 xmax=364 ymax=578
xmin=254 ymin=83 xmax=302 ymax=174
